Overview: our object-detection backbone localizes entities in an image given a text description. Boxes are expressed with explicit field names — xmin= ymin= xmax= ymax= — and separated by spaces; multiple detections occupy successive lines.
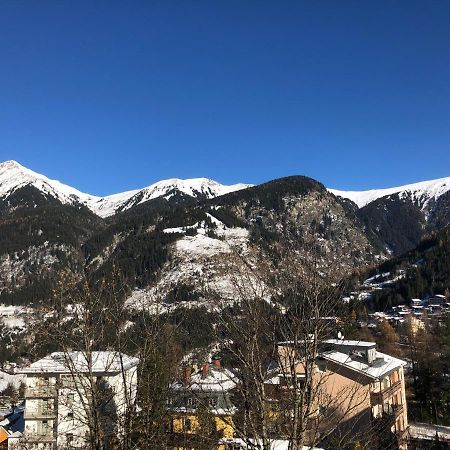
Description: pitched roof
xmin=18 ymin=351 xmax=139 ymax=374
xmin=321 ymin=350 xmax=406 ymax=380
xmin=171 ymin=366 xmax=237 ymax=392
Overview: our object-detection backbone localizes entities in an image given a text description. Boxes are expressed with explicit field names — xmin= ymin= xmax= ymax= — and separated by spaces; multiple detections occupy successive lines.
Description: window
xmin=186 ymin=397 xmax=198 ymax=408
xmin=67 ymin=393 xmax=75 ymax=406
xmin=183 ymin=418 xmax=192 ymax=431
xmin=39 ymin=420 xmax=50 ymax=436
xmin=60 ymin=375 xmax=76 ymax=389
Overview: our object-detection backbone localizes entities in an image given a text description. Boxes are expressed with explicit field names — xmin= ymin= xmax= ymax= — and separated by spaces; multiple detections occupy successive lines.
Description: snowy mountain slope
xmin=0 ymin=160 xmax=99 ymax=207
xmin=0 ymin=160 xmax=251 ymax=217
xmin=330 ymin=176 xmax=450 ymax=209
xmin=125 ymin=215 xmax=252 ymax=312
xmin=109 ymin=178 xmax=252 ymax=214
xmin=330 ymin=176 xmax=450 ymax=255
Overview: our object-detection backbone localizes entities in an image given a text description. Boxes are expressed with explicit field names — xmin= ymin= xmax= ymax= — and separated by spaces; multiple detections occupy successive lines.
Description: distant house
xmin=17 ymin=351 xmax=139 ymax=449
xmin=428 ymin=295 xmax=446 ymax=307
xmin=168 ymin=359 xmax=237 ymax=449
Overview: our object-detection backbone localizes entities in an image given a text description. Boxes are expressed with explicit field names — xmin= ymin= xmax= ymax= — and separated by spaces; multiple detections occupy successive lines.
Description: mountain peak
xmin=0 ymin=160 xmax=23 ymax=169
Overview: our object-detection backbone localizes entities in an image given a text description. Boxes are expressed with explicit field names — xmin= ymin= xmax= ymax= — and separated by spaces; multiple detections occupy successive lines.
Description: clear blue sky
xmin=1 ymin=1 xmax=449 ymax=195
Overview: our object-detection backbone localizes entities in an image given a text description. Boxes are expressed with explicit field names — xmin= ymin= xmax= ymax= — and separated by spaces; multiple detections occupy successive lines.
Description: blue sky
xmin=1 ymin=1 xmax=449 ymax=195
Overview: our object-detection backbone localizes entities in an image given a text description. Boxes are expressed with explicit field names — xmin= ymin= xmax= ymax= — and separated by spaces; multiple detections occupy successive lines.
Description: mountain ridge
xmin=3 ymin=160 xmax=449 ymax=215
xmin=0 ymin=160 xmax=251 ymax=217
xmin=329 ymin=176 xmax=450 ymax=209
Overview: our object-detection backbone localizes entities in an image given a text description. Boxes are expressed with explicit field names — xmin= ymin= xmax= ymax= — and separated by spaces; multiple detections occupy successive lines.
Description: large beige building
xmin=272 ymin=339 xmax=408 ymax=448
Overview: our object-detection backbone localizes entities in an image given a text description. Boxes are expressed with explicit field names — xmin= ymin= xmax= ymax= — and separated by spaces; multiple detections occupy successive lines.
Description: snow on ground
xmin=175 ymin=234 xmax=230 ymax=257
xmin=0 ymin=305 xmax=32 ymax=330
xmin=125 ymin=217 xmax=268 ymax=311
xmin=0 ymin=371 xmax=25 ymax=392
xmin=0 ymin=160 xmax=98 ymax=207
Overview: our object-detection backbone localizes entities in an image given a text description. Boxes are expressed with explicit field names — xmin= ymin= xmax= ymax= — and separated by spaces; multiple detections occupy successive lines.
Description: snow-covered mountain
xmin=101 ymin=178 xmax=252 ymax=216
xmin=2 ymin=159 xmax=449 ymax=218
xmin=329 ymin=176 xmax=450 ymax=209
xmin=0 ymin=160 xmax=97 ymax=206
xmin=0 ymin=160 xmax=251 ymax=217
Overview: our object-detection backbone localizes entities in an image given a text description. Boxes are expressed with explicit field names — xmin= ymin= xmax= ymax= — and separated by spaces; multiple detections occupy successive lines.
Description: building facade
xmin=168 ymin=360 xmax=237 ymax=450
xmin=273 ymin=339 xmax=408 ymax=448
xmin=18 ymin=351 xmax=138 ymax=449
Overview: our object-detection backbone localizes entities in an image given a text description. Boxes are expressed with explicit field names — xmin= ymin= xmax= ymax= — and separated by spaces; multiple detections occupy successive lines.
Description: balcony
xmin=371 ymin=380 xmax=402 ymax=405
xmin=393 ymin=404 xmax=404 ymax=419
xmin=22 ymin=433 xmax=56 ymax=443
xmin=26 ymin=386 xmax=57 ymax=398
xmin=24 ymin=409 xmax=57 ymax=419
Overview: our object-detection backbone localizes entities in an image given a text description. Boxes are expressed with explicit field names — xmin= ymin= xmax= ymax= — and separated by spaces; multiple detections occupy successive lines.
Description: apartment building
xmin=274 ymin=339 xmax=408 ymax=448
xmin=17 ymin=351 xmax=139 ymax=449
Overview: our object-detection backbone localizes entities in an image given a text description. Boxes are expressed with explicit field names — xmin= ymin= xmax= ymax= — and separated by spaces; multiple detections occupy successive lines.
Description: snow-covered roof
xmin=321 ymin=350 xmax=406 ymax=380
xmin=171 ymin=366 xmax=237 ymax=392
xmin=409 ymin=422 xmax=450 ymax=442
xmin=18 ymin=351 xmax=139 ymax=374
xmin=219 ymin=439 xmax=324 ymax=450
xmin=323 ymin=339 xmax=376 ymax=348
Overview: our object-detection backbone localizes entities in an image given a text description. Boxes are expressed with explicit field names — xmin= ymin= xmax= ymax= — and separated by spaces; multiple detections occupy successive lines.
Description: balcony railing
xmin=22 ymin=433 xmax=56 ymax=443
xmin=393 ymin=404 xmax=404 ymax=419
xmin=26 ymin=387 xmax=57 ymax=398
xmin=371 ymin=380 xmax=402 ymax=405
xmin=24 ymin=409 xmax=57 ymax=419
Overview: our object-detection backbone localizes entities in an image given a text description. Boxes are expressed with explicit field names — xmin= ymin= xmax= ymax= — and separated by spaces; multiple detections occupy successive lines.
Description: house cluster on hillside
xmin=367 ymin=295 xmax=450 ymax=332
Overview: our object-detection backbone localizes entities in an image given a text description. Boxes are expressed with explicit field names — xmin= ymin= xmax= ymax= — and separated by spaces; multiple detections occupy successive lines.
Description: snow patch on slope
xmin=125 ymin=217 xmax=251 ymax=311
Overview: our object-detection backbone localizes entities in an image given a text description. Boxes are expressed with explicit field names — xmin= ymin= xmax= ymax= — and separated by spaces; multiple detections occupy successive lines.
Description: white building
xmin=17 ymin=351 xmax=139 ymax=449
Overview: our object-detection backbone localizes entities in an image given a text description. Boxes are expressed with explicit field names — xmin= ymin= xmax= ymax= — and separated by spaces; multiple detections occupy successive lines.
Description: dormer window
xmin=186 ymin=397 xmax=198 ymax=407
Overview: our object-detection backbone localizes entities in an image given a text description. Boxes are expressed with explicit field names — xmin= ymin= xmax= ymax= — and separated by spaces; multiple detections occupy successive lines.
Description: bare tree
xmin=24 ymin=269 xmax=181 ymax=450
xmin=207 ymin=244 xmax=386 ymax=450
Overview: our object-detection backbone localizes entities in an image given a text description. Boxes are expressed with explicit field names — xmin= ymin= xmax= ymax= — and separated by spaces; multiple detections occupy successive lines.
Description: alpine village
xmin=0 ymin=160 xmax=448 ymax=450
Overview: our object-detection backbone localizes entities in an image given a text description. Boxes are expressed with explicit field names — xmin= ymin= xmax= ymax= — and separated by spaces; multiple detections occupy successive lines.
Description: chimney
xmin=182 ymin=366 xmax=192 ymax=384
xmin=212 ymin=358 xmax=221 ymax=369
xmin=202 ymin=363 xmax=209 ymax=378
